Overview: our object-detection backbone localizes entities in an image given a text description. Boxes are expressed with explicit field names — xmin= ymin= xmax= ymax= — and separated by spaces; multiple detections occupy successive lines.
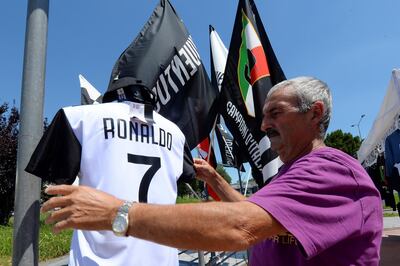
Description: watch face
xmin=112 ymin=215 xmax=128 ymax=234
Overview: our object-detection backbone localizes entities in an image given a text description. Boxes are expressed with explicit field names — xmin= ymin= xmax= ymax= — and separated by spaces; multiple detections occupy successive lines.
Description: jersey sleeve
xmin=25 ymin=109 xmax=81 ymax=184
xmin=178 ymin=141 xmax=195 ymax=183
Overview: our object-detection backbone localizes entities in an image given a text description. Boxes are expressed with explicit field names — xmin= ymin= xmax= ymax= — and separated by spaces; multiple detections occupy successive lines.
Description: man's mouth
xmin=266 ymin=128 xmax=280 ymax=138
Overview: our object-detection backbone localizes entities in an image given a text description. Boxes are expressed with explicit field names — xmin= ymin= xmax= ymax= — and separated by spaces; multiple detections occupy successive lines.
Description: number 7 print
xmin=127 ymin=153 xmax=161 ymax=203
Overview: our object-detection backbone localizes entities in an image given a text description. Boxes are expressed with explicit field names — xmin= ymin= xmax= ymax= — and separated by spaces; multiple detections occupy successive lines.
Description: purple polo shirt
xmin=248 ymin=147 xmax=382 ymax=266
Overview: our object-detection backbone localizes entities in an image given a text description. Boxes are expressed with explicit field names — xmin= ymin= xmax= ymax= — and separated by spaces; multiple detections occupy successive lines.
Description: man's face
xmin=261 ymin=87 xmax=315 ymax=163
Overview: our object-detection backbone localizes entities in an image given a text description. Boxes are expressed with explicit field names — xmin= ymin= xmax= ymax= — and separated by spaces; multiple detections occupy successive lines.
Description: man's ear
xmin=311 ymin=101 xmax=324 ymax=122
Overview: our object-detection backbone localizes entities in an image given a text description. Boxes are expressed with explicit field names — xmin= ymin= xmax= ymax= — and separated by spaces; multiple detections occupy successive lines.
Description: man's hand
xmin=41 ymin=185 xmax=123 ymax=234
xmin=193 ymin=158 xmax=218 ymax=184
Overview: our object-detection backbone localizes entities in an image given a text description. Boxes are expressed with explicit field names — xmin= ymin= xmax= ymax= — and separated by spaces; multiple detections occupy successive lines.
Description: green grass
xmin=0 ymin=215 xmax=72 ymax=266
xmin=39 ymin=223 xmax=72 ymax=260
xmin=0 ymin=256 xmax=11 ymax=266
xmin=383 ymin=212 xmax=399 ymax=217
xmin=176 ymin=196 xmax=201 ymax=204
xmin=0 ymin=224 xmax=12 ymax=266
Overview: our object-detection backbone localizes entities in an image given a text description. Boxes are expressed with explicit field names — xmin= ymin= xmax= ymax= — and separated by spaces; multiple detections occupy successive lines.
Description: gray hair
xmin=267 ymin=76 xmax=332 ymax=138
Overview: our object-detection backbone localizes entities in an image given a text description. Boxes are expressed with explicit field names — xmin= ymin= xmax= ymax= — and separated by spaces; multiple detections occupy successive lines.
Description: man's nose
xmin=261 ymin=116 xmax=272 ymax=132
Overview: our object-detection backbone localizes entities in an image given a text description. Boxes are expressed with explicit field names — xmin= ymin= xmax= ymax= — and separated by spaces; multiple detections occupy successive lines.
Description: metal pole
xmin=243 ymin=169 xmax=252 ymax=196
xmin=13 ymin=1 xmax=49 ymax=265
xmin=236 ymin=159 xmax=243 ymax=194
xmin=197 ymin=147 xmax=209 ymax=200
xmin=357 ymin=114 xmax=365 ymax=139
xmin=198 ymin=251 xmax=205 ymax=266
xmin=351 ymin=114 xmax=365 ymax=140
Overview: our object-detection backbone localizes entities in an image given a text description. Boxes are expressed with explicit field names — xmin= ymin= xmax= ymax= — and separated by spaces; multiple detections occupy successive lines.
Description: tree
xmin=177 ymin=178 xmax=202 ymax=198
xmin=325 ymin=129 xmax=362 ymax=158
xmin=0 ymin=103 xmax=19 ymax=225
xmin=177 ymin=163 xmax=233 ymax=198
xmin=0 ymin=103 xmax=49 ymax=225
xmin=216 ymin=164 xmax=232 ymax=184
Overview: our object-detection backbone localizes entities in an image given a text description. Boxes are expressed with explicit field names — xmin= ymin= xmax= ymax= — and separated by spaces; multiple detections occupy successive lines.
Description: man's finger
xmin=41 ymin=195 xmax=70 ymax=213
xmin=45 ymin=205 xmax=73 ymax=224
xmin=193 ymin=158 xmax=206 ymax=164
xmin=44 ymin=184 xmax=77 ymax=196
xmin=52 ymin=219 xmax=70 ymax=234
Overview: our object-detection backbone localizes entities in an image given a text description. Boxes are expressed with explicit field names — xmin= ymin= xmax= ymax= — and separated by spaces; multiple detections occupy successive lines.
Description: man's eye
xmin=271 ymin=111 xmax=280 ymax=118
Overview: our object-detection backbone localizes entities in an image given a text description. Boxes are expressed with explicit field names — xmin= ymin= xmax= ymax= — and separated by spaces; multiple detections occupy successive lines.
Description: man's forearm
xmin=127 ymin=201 xmax=282 ymax=251
xmin=41 ymin=185 xmax=285 ymax=251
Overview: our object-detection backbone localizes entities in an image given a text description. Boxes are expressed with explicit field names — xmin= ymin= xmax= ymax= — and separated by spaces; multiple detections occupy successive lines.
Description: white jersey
xmin=26 ymin=101 xmax=195 ymax=266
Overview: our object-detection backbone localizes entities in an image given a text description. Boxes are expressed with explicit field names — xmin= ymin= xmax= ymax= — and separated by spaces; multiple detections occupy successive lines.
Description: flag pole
xmin=206 ymin=117 xmax=218 ymax=158
xmin=197 ymin=147 xmax=209 ymax=200
xmin=184 ymin=183 xmax=202 ymax=201
xmin=201 ymin=121 xmax=219 ymax=265
xmin=187 ymin=153 xmax=206 ymax=266
xmin=243 ymin=168 xmax=252 ymax=196
xmin=236 ymin=157 xmax=244 ymax=194
xmin=13 ymin=0 xmax=49 ymax=265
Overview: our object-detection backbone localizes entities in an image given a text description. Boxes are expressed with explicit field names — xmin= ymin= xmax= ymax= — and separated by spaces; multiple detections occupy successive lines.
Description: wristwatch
xmin=112 ymin=201 xmax=135 ymax=237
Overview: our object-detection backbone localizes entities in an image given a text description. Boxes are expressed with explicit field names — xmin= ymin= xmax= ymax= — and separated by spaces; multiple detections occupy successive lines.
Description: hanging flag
xmin=107 ymin=0 xmax=218 ymax=149
xmin=209 ymin=25 xmax=228 ymax=92
xmin=209 ymin=25 xmax=246 ymax=170
xmin=215 ymin=123 xmax=245 ymax=170
xmin=79 ymin=74 xmax=102 ymax=105
xmin=220 ymin=0 xmax=286 ymax=187
xmin=197 ymin=138 xmax=220 ymax=201
xmin=198 ymin=138 xmax=217 ymax=167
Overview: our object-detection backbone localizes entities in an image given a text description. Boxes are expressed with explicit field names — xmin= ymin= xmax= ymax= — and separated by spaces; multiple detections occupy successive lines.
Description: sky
xmin=1 ymin=0 xmax=400 ymax=182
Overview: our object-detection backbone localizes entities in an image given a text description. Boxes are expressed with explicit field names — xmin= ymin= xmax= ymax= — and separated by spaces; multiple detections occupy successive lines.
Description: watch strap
xmin=119 ymin=200 xmax=134 ymax=214
xmin=112 ymin=200 xmax=135 ymax=236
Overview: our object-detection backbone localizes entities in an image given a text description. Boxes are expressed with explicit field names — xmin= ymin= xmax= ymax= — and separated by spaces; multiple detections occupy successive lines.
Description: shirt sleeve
xmin=25 ymin=109 xmax=81 ymax=184
xmin=178 ymin=141 xmax=195 ymax=183
xmin=248 ymin=156 xmax=364 ymax=259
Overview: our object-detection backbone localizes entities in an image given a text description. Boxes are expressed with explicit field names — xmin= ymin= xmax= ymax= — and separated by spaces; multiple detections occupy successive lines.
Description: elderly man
xmin=41 ymin=77 xmax=382 ymax=265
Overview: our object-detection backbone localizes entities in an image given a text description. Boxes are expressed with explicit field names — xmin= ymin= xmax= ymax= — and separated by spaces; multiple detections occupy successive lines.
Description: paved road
xmin=381 ymin=215 xmax=400 ymax=266
xmin=384 ymin=216 xmax=400 ymax=229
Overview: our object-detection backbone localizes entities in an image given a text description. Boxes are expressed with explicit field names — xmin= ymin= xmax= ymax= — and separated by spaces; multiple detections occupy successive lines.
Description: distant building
xmin=231 ymin=179 xmax=258 ymax=196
